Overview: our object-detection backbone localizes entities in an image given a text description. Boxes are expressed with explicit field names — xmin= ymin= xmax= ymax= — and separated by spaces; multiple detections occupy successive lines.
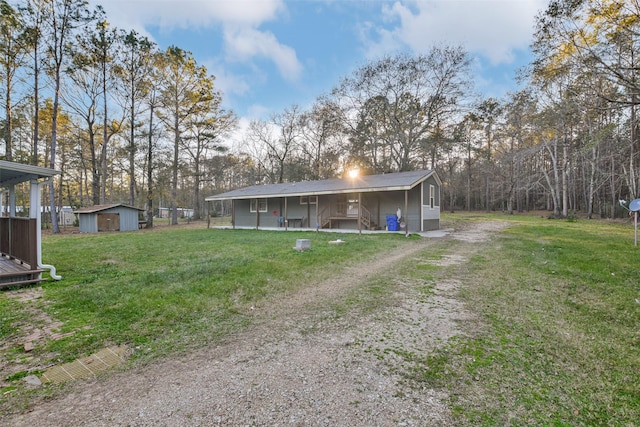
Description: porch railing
xmin=360 ymin=205 xmax=372 ymax=229
xmin=0 ymin=217 xmax=38 ymax=269
xmin=318 ymin=204 xmax=374 ymax=230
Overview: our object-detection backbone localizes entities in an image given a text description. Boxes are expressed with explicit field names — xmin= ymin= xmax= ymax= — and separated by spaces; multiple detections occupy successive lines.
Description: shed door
xmin=98 ymin=213 xmax=120 ymax=231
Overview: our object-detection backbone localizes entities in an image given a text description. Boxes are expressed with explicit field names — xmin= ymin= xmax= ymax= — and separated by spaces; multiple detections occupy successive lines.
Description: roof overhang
xmin=205 ymin=170 xmax=438 ymax=202
xmin=206 ymin=186 xmax=413 ymax=201
xmin=0 ymin=160 xmax=60 ymax=189
xmin=74 ymin=203 xmax=144 ymax=214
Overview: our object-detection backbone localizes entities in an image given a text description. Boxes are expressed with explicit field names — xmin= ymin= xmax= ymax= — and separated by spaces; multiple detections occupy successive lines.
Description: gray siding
xmin=78 ymin=214 xmax=98 ymax=233
xmin=232 ymin=197 xmax=321 ymax=228
xmin=421 ymin=176 xmax=440 ymax=231
xmin=110 ymin=206 xmax=141 ymax=231
xmin=231 ymin=184 xmax=439 ymax=232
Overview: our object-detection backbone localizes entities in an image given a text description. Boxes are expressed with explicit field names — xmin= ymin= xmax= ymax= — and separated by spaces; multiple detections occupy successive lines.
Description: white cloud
xmin=223 ymin=27 xmax=302 ymax=82
xmin=202 ymin=59 xmax=251 ymax=98
xmin=92 ymin=0 xmax=302 ymax=82
xmin=365 ymin=0 xmax=547 ymax=64
xmin=94 ymin=0 xmax=284 ymax=29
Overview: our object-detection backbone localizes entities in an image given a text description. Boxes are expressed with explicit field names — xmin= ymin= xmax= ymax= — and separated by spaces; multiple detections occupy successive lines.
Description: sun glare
xmin=347 ymin=168 xmax=359 ymax=179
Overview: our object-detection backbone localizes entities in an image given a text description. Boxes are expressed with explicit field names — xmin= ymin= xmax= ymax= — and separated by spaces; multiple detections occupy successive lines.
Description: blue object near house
xmin=386 ymin=215 xmax=399 ymax=231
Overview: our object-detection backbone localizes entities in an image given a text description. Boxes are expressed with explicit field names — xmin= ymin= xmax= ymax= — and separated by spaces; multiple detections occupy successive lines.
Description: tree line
xmin=1 ymin=0 xmax=638 ymax=232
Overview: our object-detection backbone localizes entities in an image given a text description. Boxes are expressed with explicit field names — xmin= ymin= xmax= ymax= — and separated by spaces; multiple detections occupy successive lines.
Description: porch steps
xmin=320 ymin=216 xmax=379 ymax=230
xmin=0 ymin=257 xmax=45 ymax=289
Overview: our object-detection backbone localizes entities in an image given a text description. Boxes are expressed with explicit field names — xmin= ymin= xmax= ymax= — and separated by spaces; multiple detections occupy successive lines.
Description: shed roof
xmin=206 ymin=170 xmax=439 ymax=201
xmin=0 ymin=160 xmax=60 ymax=189
xmin=74 ymin=203 xmax=144 ymax=214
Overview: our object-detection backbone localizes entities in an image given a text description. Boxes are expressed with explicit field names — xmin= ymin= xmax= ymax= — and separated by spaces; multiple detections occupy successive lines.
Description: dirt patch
xmin=1 ymin=287 xmax=75 ymax=386
xmin=5 ymin=221 xmax=508 ymax=426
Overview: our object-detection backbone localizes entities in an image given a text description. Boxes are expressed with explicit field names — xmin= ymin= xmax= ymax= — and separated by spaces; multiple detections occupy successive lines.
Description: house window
xmin=300 ymin=196 xmax=317 ymax=205
xmin=250 ymin=199 xmax=267 ymax=212
xmin=429 ymin=185 xmax=435 ymax=209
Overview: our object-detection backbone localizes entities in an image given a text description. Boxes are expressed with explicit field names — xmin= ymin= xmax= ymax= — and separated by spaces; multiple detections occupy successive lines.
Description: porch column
xmin=315 ymin=199 xmax=319 ymax=231
xmin=358 ymin=193 xmax=362 ymax=234
xmin=284 ymin=197 xmax=288 ymax=230
xmin=420 ymin=183 xmax=424 ymax=232
xmin=9 ymin=184 xmax=16 ymax=217
xmin=232 ymin=200 xmax=236 ymax=229
xmin=30 ymin=180 xmax=61 ymax=280
xmin=404 ymin=190 xmax=409 ymax=236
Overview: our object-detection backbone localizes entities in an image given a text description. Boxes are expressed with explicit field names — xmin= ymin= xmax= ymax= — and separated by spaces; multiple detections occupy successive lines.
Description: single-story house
xmin=75 ymin=204 xmax=144 ymax=233
xmin=0 ymin=160 xmax=61 ymax=288
xmin=205 ymin=169 xmax=441 ymax=233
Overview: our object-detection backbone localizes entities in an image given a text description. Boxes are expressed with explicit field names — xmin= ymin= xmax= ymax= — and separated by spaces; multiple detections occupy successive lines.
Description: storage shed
xmin=75 ymin=204 xmax=143 ymax=233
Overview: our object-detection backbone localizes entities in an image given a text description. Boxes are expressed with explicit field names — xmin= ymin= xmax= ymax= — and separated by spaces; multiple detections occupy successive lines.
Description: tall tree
xmin=533 ymin=0 xmax=640 ymax=205
xmin=113 ymin=29 xmax=155 ymax=206
xmin=42 ymin=0 xmax=92 ymax=232
xmin=144 ymin=81 xmax=159 ymax=228
xmin=0 ymin=0 xmax=25 ymax=161
xmin=333 ymin=48 xmax=472 ymax=172
xmin=473 ymin=98 xmax=503 ymax=212
xmin=155 ymin=46 xmax=213 ymax=225
xmin=19 ymin=0 xmax=46 ymax=166
xmin=299 ymin=98 xmax=343 ymax=179
xmin=62 ymin=60 xmax=101 ymax=204
xmin=183 ymin=81 xmax=236 ymax=220
xmin=247 ymin=105 xmax=302 ymax=184
xmin=500 ymin=90 xmax=538 ymax=214
xmin=85 ymin=10 xmax=118 ymax=204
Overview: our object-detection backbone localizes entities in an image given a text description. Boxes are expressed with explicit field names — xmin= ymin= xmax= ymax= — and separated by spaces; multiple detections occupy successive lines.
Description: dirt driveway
xmin=5 ymin=222 xmax=506 ymax=426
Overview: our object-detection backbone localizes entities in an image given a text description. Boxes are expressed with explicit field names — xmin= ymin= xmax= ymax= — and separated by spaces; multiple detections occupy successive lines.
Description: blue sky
xmin=93 ymin=0 xmax=548 ymax=137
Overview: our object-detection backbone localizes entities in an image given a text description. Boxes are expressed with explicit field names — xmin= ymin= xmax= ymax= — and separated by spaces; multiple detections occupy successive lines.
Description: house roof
xmin=0 ymin=160 xmax=60 ymax=189
xmin=74 ymin=203 xmax=144 ymax=214
xmin=206 ymin=170 xmax=440 ymax=201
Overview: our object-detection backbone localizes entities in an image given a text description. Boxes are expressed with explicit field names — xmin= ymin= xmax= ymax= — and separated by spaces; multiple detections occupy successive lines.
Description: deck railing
xmin=360 ymin=205 xmax=371 ymax=229
xmin=0 ymin=217 xmax=38 ymax=269
xmin=318 ymin=204 xmax=375 ymax=230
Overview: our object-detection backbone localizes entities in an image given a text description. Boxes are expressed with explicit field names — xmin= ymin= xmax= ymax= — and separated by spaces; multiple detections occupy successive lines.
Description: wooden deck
xmin=0 ymin=256 xmax=44 ymax=289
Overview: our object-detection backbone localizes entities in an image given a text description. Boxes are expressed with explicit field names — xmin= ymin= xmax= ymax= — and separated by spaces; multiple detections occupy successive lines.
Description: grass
xmin=0 ymin=223 xmax=408 ymax=411
xmin=404 ymin=213 xmax=640 ymax=425
xmin=46 ymin=227 xmax=409 ymax=356
xmin=3 ymin=213 xmax=640 ymax=425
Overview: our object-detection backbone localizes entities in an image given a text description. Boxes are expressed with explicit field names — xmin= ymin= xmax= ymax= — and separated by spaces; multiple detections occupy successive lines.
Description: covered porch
xmin=0 ymin=160 xmax=61 ymax=289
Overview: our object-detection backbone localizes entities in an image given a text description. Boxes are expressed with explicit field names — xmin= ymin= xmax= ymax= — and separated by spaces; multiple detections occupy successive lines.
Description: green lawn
xmin=2 ymin=214 xmax=640 ymax=424
xmin=421 ymin=213 xmax=640 ymax=425
xmin=30 ymin=227 xmax=409 ymax=360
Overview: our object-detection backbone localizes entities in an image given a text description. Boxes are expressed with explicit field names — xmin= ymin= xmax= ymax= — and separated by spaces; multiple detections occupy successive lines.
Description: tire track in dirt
xmin=6 ymin=222 xmax=508 ymax=426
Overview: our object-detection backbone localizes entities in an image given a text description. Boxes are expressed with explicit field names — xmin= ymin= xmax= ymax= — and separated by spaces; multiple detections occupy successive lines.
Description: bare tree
xmin=332 ymin=48 xmax=472 ymax=172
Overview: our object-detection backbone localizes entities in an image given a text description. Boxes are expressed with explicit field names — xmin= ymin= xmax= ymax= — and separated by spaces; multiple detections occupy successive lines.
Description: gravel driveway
xmin=6 ymin=222 xmax=504 ymax=426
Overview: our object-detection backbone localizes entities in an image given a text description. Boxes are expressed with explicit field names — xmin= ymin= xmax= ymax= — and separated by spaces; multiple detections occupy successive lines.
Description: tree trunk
xmin=146 ymin=100 xmax=154 ymax=228
xmin=171 ymin=113 xmax=179 ymax=225
xmin=101 ymin=57 xmax=108 ymax=204
xmin=587 ymin=146 xmax=597 ymax=219
xmin=562 ymin=142 xmax=569 ymax=217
